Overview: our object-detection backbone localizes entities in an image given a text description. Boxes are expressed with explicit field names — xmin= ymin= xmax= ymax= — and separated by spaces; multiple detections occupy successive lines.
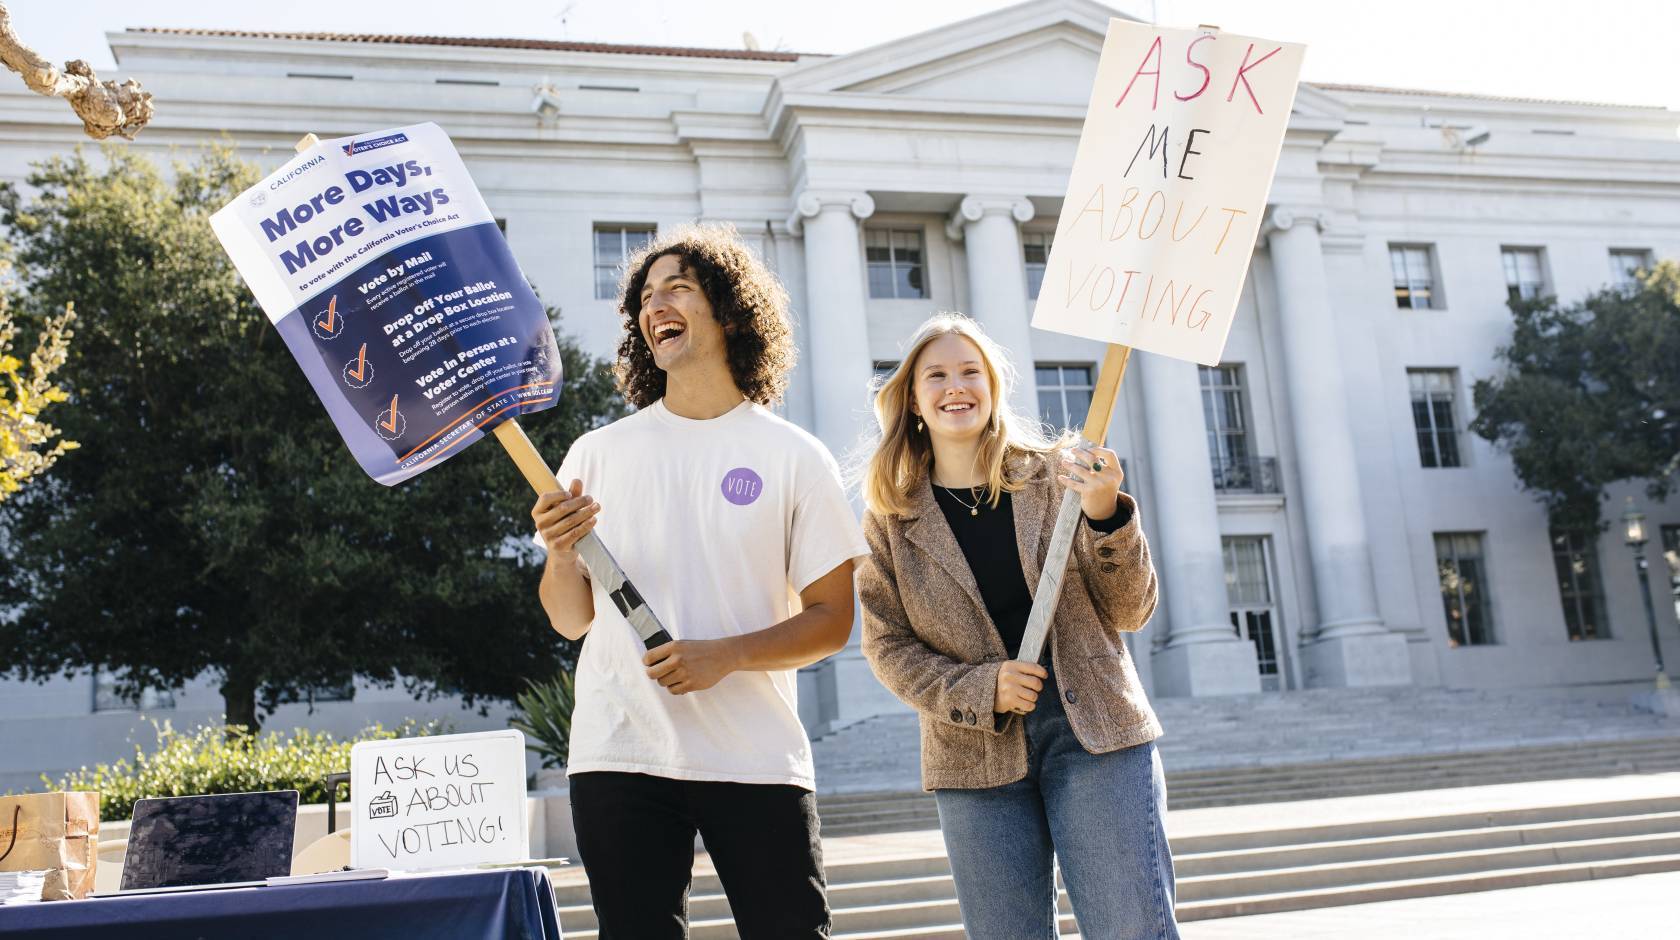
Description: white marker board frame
xmin=349 ymin=729 xmax=529 ymax=871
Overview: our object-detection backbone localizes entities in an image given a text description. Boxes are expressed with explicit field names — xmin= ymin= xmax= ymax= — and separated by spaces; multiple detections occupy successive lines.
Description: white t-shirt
xmin=545 ymin=399 xmax=868 ymax=790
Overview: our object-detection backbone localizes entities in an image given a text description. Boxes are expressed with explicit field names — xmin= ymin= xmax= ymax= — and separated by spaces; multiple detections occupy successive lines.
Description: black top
xmin=931 ymin=484 xmax=1131 ymax=660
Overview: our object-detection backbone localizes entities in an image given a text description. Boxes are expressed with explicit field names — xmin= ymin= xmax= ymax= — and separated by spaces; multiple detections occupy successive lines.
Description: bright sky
xmin=12 ymin=0 xmax=1680 ymax=111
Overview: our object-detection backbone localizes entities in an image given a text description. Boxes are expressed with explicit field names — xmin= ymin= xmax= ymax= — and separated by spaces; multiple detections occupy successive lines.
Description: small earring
xmin=915 ymin=418 xmax=924 ymax=433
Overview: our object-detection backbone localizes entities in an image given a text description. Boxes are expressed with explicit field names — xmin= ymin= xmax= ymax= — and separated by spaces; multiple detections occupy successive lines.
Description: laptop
xmin=108 ymin=790 xmax=299 ymax=895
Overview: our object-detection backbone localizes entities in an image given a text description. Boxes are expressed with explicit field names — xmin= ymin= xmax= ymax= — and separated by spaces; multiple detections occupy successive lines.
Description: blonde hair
xmin=860 ymin=313 xmax=1072 ymax=517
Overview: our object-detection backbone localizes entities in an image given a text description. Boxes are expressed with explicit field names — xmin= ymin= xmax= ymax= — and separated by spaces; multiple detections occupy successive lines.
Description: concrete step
xmin=1178 ymin=831 xmax=1680 ymax=901
xmin=550 ymin=852 xmax=952 ymax=908
xmin=1165 ymin=736 xmax=1680 ymax=774
xmin=831 ymin=912 xmax=1080 ymax=939
xmin=818 ymin=794 xmax=936 ymax=814
xmin=1166 ymin=739 xmax=1680 ymax=786
xmin=1169 ymin=759 xmax=1680 ymax=809
xmin=1175 ymin=811 xmax=1680 ymax=876
xmin=1170 ymin=793 xmax=1680 ymax=854
xmin=569 ymin=890 xmax=1074 ymax=939
xmin=820 ymin=805 xmax=938 ymax=822
xmin=1176 ymin=853 xmax=1680 ymax=921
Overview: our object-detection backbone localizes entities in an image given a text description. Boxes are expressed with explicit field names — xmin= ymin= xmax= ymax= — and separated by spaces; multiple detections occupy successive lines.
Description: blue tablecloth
xmin=0 ymin=867 xmax=563 ymax=940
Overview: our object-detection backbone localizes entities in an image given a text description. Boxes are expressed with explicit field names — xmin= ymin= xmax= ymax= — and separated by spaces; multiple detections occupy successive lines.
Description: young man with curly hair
xmin=531 ymin=224 xmax=867 ymax=939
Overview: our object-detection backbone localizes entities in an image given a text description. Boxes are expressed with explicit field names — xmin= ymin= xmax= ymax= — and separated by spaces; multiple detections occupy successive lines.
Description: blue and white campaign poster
xmin=211 ymin=122 xmax=561 ymax=485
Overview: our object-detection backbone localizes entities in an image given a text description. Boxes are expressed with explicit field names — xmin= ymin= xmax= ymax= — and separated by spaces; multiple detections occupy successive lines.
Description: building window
xmin=1435 ymin=532 xmax=1495 ymax=647
xmin=93 ymin=670 xmax=176 ymax=712
xmin=1610 ymin=248 xmax=1653 ymax=290
xmin=1023 ymin=231 xmax=1054 ymax=299
xmin=1200 ymin=364 xmax=1253 ymax=487
xmin=1036 ymin=363 xmax=1094 ymax=431
xmin=866 ymin=228 xmax=927 ymax=299
xmin=1551 ymin=528 xmax=1610 ymax=641
xmin=1224 ymin=537 xmax=1282 ymax=688
xmin=1409 ymin=369 xmax=1462 ymax=468
xmin=1389 ymin=244 xmax=1438 ymax=309
xmin=593 ymin=224 xmax=655 ymax=300
xmin=1501 ymin=247 xmax=1548 ymax=302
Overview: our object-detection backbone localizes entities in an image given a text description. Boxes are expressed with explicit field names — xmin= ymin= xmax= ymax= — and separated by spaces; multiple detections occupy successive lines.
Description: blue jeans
xmin=933 ymin=669 xmax=1179 ymax=939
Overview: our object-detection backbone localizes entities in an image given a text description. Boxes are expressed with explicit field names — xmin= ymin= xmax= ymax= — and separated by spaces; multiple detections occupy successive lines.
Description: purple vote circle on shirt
xmin=721 ymin=467 xmax=764 ymax=506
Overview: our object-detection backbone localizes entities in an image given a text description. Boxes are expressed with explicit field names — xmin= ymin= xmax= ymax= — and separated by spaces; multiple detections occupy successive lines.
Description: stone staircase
xmin=550 ymin=685 xmax=1680 ymax=936
xmin=816 ymin=735 xmax=1680 ymax=835
xmin=549 ymin=777 xmax=1680 ymax=937
xmin=811 ymin=683 xmax=1680 ymax=799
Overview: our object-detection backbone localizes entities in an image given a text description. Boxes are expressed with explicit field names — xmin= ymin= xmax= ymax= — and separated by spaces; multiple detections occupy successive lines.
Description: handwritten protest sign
xmin=1030 ymin=21 xmax=1304 ymax=366
xmin=211 ymin=123 xmax=561 ymax=485
xmin=1015 ymin=21 xmax=1304 ymax=665
xmin=349 ymin=730 xmax=529 ymax=871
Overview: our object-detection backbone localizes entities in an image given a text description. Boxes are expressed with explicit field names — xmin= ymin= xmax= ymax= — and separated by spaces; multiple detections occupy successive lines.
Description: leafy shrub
xmin=510 ymin=672 xmax=573 ymax=770
xmin=40 ymin=719 xmax=442 ymax=822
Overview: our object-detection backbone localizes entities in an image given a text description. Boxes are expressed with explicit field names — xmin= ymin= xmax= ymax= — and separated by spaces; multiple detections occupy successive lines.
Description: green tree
xmin=1471 ymin=260 xmax=1680 ymax=532
xmin=0 ymin=146 xmax=624 ymax=730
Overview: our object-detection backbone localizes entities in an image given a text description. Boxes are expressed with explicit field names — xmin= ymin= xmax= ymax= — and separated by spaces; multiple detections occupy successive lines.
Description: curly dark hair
xmin=612 ymin=223 xmax=796 ymax=410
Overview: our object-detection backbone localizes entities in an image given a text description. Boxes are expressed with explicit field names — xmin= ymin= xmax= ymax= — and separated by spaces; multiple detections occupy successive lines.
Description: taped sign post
xmin=210 ymin=122 xmax=563 ymax=486
xmin=349 ymin=730 xmax=529 ymax=871
xmin=1015 ymin=21 xmax=1303 ymax=665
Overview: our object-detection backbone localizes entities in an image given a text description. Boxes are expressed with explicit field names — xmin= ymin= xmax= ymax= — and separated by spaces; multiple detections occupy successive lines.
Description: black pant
xmin=569 ymin=771 xmax=831 ymax=939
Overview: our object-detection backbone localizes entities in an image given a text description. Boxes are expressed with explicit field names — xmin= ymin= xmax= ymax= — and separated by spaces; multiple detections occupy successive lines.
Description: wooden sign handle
xmin=1015 ymin=341 xmax=1133 ymax=664
xmin=492 ymin=419 xmax=562 ymax=496
xmin=1080 ymin=344 xmax=1131 ymax=447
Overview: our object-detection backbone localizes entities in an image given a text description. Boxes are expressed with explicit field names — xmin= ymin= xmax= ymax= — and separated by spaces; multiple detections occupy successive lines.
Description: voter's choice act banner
xmin=1031 ymin=21 xmax=1305 ymax=366
xmin=211 ymin=123 xmax=562 ymax=485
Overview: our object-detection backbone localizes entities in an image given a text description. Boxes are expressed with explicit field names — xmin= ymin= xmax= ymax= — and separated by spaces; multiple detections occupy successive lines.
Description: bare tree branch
xmin=0 ymin=3 xmax=154 ymax=139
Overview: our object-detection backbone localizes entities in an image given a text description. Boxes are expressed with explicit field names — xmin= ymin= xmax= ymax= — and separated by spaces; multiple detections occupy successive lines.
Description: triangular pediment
xmin=776 ymin=0 xmax=1134 ymax=103
xmin=1291 ymin=84 xmax=1351 ymax=122
xmin=843 ymin=27 xmax=1103 ymax=107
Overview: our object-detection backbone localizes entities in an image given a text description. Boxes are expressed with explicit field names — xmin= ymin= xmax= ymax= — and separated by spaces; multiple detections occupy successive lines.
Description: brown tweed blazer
xmin=858 ymin=453 xmax=1163 ymax=791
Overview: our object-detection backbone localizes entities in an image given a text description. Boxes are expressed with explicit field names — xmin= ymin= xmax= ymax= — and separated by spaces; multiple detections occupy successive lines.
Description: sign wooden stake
xmin=1015 ymin=342 xmax=1131 ymax=664
xmin=289 ymin=133 xmax=672 ymax=649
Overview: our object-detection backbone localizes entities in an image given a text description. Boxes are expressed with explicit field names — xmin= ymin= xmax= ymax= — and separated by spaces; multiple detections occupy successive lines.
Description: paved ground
xmin=1179 ymin=871 xmax=1680 ymax=938
xmin=812 ymin=682 xmax=1680 ymax=793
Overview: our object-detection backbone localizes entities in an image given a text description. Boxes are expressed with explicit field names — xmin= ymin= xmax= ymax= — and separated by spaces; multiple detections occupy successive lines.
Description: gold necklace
xmin=940 ymin=484 xmax=982 ymax=516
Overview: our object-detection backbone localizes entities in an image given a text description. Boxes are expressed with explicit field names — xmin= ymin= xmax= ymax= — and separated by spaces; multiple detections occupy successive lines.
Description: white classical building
xmin=3 ymin=0 xmax=1679 ymax=787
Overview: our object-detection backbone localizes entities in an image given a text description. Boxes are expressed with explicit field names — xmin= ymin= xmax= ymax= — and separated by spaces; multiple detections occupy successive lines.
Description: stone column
xmin=1266 ymin=207 xmax=1410 ymax=687
xmin=950 ymin=195 xmax=1039 ymax=416
xmin=788 ymin=190 xmax=912 ymax=731
xmin=1139 ymin=353 xmax=1261 ymax=697
xmin=788 ymin=191 xmax=877 ymax=455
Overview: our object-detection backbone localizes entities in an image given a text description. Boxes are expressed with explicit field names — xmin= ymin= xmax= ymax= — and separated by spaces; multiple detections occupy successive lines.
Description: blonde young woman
xmin=856 ymin=313 xmax=1178 ymax=939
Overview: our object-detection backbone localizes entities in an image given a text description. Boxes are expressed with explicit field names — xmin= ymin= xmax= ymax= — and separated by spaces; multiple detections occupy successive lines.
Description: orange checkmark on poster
xmin=317 ymin=295 xmax=338 ymax=333
xmin=349 ymin=343 xmax=368 ymax=382
xmin=381 ymin=395 xmax=400 ymax=433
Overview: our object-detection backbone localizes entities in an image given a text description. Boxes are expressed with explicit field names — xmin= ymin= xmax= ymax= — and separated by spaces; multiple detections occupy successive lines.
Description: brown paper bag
xmin=0 ymin=791 xmax=100 ymax=900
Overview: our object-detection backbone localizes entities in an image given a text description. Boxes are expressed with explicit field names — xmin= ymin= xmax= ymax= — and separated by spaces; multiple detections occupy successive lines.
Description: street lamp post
xmin=1622 ymin=498 xmax=1671 ymax=692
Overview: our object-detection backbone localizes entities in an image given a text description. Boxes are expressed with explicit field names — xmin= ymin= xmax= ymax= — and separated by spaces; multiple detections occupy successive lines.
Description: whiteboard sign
xmin=349 ymin=729 xmax=529 ymax=871
xmin=1031 ymin=20 xmax=1304 ymax=365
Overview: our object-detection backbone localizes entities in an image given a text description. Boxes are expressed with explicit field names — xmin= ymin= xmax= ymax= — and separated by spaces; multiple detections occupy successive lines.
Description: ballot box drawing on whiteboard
xmin=349 ymin=729 xmax=529 ymax=871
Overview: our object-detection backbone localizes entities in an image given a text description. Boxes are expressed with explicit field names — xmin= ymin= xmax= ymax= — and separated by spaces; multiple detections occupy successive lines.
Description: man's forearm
xmin=539 ymin=553 xmax=595 ymax=640
xmin=726 ymin=603 xmax=853 ymax=672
